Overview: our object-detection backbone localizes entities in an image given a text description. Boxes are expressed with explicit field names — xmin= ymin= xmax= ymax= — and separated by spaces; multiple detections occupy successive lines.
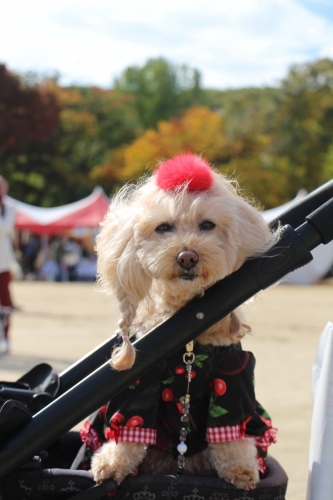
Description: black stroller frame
xmin=1 ymin=180 xmax=333 ymax=500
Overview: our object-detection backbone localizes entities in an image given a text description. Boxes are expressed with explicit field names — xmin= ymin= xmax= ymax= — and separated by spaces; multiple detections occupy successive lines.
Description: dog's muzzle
xmin=176 ymin=250 xmax=199 ymax=280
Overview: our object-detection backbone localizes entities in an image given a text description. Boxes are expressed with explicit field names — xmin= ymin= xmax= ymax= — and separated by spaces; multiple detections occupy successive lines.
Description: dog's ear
xmin=233 ymin=198 xmax=275 ymax=269
xmin=96 ymin=200 xmax=152 ymax=370
xmin=228 ymin=310 xmax=251 ymax=337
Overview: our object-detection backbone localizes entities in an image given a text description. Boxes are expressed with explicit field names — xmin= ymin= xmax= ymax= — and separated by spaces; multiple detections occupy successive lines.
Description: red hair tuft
xmin=156 ymin=154 xmax=213 ymax=191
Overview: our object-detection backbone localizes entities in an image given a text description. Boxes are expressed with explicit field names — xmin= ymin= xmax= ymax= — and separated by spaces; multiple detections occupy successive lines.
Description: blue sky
xmin=0 ymin=0 xmax=332 ymax=89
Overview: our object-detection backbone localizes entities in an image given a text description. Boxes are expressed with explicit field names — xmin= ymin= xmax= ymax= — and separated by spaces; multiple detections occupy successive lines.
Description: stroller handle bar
xmin=0 ymin=196 xmax=332 ymax=479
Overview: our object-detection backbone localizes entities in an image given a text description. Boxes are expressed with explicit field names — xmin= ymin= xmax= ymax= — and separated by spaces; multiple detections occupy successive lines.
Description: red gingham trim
xmin=257 ymin=457 xmax=267 ymax=475
xmin=248 ymin=428 xmax=278 ymax=447
xmin=206 ymin=426 xmax=277 ymax=447
xmin=108 ymin=427 xmax=156 ymax=445
xmin=206 ymin=425 xmax=244 ymax=442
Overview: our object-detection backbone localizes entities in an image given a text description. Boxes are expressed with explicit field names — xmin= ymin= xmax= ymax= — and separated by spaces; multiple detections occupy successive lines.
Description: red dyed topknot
xmin=156 ymin=154 xmax=213 ymax=191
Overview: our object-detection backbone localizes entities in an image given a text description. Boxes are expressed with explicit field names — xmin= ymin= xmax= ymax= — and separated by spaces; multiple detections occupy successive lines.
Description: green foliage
xmin=114 ymin=57 xmax=205 ymax=129
xmin=269 ymin=58 xmax=333 ymax=199
xmin=203 ymin=60 xmax=333 ymax=204
xmin=323 ymin=144 xmax=333 ymax=180
xmin=204 ymin=86 xmax=280 ymax=138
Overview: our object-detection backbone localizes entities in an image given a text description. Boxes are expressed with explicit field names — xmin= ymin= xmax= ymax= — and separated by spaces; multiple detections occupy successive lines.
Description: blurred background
xmin=1 ymin=0 xmax=333 ymax=282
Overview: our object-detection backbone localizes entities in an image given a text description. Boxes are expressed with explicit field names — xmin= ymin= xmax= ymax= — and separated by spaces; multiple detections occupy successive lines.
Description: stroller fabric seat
xmin=0 ymin=455 xmax=287 ymax=500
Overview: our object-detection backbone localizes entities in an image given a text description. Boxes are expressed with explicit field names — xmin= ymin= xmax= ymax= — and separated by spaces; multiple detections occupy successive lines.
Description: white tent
xmin=262 ymin=191 xmax=333 ymax=285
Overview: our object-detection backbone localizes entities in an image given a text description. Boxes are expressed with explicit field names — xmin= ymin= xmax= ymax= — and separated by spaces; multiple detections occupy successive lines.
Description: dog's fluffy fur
xmin=91 ymin=155 xmax=276 ymax=490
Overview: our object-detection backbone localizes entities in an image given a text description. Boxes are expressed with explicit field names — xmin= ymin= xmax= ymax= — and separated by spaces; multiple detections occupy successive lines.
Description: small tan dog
xmin=90 ymin=154 xmax=277 ymax=491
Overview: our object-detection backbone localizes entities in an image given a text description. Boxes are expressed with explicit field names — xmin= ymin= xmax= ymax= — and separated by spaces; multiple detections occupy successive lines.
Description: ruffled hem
xmin=206 ymin=424 xmax=277 ymax=446
xmin=80 ymin=420 xmax=103 ymax=451
xmin=206 ymin=424 xmax=244 ymax=442
xmin=257 ymin=456 xmax=267 ymax=475
xmin=105 ymin=425 xmax=157 ymax=445
xmin=247 ymin=427 xmax=277 ymax=447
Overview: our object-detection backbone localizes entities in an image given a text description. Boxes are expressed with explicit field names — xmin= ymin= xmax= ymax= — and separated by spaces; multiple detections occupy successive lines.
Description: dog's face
xmin=134 ymin=187 xmax=242 ymax=296
xmin=96 ymin=170 xmax=273 ymax=309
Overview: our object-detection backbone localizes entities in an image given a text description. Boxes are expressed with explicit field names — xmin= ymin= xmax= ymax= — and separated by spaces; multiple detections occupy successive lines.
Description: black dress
xmin=80 ymin=342 xmax=277 ymax=475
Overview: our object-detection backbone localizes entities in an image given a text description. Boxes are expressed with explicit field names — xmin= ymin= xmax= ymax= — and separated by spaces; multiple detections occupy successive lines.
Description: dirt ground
xmin=1 ymin=279 xmax=333 ymax=500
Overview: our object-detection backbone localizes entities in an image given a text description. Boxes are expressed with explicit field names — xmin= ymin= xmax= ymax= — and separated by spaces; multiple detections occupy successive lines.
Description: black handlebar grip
xmin=305 ymin=197 xmax=333 ymax=245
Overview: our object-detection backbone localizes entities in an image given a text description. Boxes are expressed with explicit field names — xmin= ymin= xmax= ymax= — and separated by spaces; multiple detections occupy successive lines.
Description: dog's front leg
xmin=91 ymin=441 xmax=147 ymax=484
xmin=208 ymin=439 xmax=259 ymax=490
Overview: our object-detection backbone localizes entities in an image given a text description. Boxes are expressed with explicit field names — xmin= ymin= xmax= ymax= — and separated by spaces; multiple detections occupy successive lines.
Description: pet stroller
xmin=1 ymin=180 xmax=333 ymax=500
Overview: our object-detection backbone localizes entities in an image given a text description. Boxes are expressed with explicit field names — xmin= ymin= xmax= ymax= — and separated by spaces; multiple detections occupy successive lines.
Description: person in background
xmin=0 ymin=176 xmax=16 ymax=353
xmin=22 ymin=234 xmax=40 ymax=278
xmin=64 ymin=237 xmax=82 ymax=282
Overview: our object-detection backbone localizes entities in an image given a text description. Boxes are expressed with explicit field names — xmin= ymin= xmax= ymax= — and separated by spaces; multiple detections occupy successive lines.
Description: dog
xmin=89 ymin=154 xmax=277 ymax=491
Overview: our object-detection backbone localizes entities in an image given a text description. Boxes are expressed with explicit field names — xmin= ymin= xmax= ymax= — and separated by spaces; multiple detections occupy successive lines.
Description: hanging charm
xmin=177 ymin=341 xmax=195 ymax=476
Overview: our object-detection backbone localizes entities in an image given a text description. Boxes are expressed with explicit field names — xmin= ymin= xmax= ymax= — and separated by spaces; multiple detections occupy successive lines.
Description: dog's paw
xmin=91 ymin=451 xmax=122 ymax=484
xmin=221 ymin=462 xmax=259 ymax=490
xmin=208 ymin=439 xmax=259 ymax=491
xmin=91 ymin=442 xmax=127 ymax=484
xmin=91 ymin=441 xmax=148 ymax=485
xmin=91 ymin=460 xmax=120 ymax=484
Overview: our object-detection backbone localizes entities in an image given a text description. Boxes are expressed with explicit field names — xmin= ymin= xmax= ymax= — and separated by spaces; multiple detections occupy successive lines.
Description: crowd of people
xmin=17 ymin=235 xmax=98 ymax=283
xmin=0 ymin=175 xmax=98 ymax=354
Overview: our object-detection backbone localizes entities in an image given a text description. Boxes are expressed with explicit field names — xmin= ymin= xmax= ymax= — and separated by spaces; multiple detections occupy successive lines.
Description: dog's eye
xmin=155 ymin=223 xmax=174 ymax=233
xmin=199 ymin=220 xmax=216 ymax=231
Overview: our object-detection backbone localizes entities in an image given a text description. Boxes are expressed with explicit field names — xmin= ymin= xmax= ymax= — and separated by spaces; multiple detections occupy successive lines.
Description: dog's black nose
xmin=176 ymin=250 xmax=199 ymax=269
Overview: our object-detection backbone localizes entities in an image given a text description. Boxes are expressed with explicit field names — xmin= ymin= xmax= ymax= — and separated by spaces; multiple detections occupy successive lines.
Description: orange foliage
xmin=94 ymin=107 xmax=228 ymax=182
xmin=92 ymin=105 xmax=283 ymax=208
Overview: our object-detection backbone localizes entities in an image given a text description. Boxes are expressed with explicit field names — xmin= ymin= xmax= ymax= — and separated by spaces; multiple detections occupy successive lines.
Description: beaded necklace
xmin=176 ymin=341 xmax=195 ymax=475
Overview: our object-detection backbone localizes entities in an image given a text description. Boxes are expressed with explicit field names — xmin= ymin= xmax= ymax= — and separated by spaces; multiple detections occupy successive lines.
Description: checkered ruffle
xmin=252 ymin=428 xmax=277 ymax=447
xmin=106 ymin=426 xmax=157 ymax=445
xmin=206 ymin=425 xmax=277 ymax=446
xmin=206 ymin=425 xmax=244 ymax=442
xmin=80 ymin=420 xmax=103 ymax=451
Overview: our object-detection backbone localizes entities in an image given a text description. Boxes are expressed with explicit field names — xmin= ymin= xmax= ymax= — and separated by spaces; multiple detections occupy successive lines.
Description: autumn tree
xmin=3 ymin=57 xmax=333 ymax=209
xmin=268 ymin=58 xmax=333 ymax=199
xmin=93 ymin=103 xmax=296 ymax=208
xmin=0 ymin=66 xmax=141 ymax=205
xmin=0 ymin=64 xmax=60 ymax=152
xmin=43 ymin=84 xmax=142 ymax=204
xmin=114 ymin=58 xmax=205 ymax=129
xmin=91 ymin=107 xmax=228 ymax=184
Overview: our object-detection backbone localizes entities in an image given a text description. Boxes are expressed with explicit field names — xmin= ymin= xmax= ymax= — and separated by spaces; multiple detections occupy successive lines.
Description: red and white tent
xmin=7 ymin=186 xmax=110 ymax=235
xmin=6 ymin=187 xmax=333 ymax=284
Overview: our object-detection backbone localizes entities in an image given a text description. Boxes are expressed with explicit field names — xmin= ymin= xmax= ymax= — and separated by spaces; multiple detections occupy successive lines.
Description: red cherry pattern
xmin=126 ymin=415 xmax=144 ymax=427
xmin=175 ymin=366 xmax=185 ymax=374
xmin=162 ymin=388 xmax=174 ymax=401
xmin=213 ymin=378 xmax=227 ymax=396
xmin=185 ymin=370 xmax=196 ymax=379
xmin=110 ymin=412 xmax=124 ymax=424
